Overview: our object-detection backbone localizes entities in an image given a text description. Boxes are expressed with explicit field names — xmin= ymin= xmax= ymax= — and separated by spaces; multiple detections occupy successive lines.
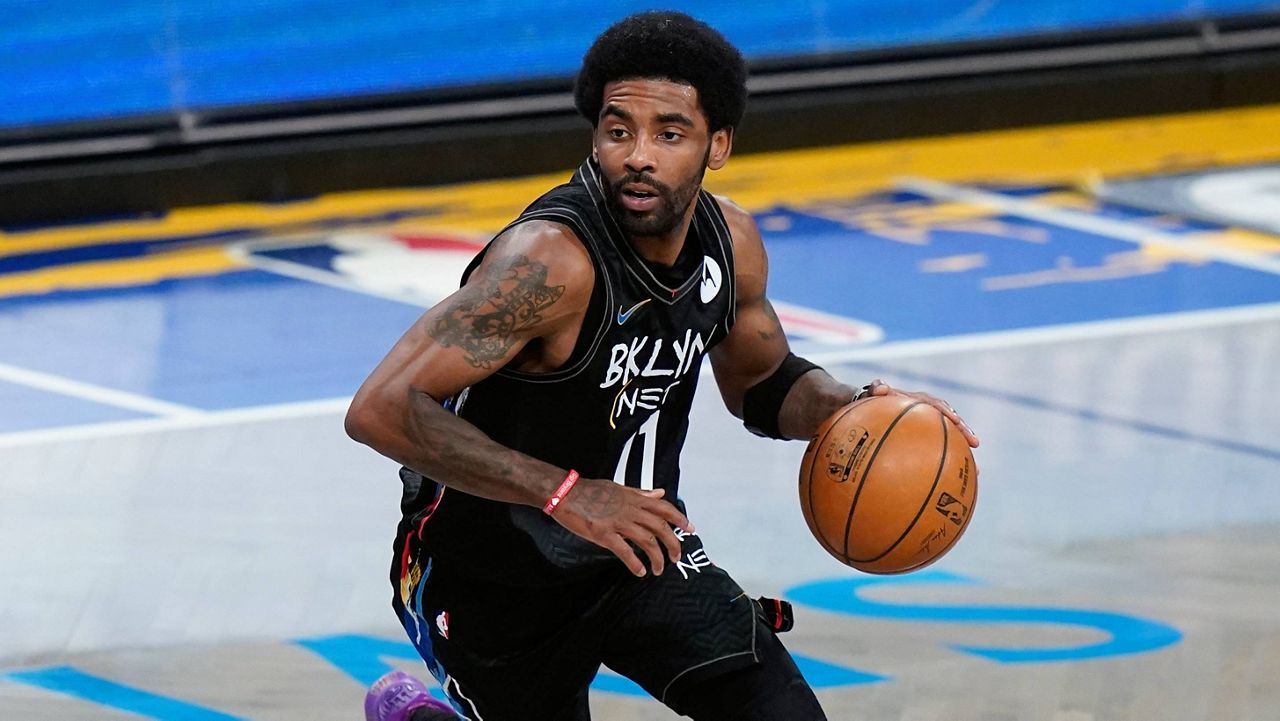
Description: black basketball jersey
xmin=399 ymin=158 xmax=737 ymax=586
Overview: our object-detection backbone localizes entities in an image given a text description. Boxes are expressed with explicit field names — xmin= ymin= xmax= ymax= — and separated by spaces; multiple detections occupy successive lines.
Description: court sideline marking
xmin=4 ymin=105 xmax=1279 ymax=446
xmin=804 ymin=300 xmax=1280 ymax=366
xmin=2 ymin=302 xmax=1278 ymax=449
xmin=0 ymin=362 xmax=204 ymax=419
xmin=7 ymin=185 xmax=1276 ymax=429
xmin=847 ymin=361 xmax=1280 ymax=464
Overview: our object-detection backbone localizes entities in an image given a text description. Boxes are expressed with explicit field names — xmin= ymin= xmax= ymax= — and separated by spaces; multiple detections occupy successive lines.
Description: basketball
xmin=799 ymin=394 xmax=978 ymax=574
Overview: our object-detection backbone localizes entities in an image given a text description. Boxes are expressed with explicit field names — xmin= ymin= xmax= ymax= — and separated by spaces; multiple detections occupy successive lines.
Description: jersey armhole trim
xmin=701 ymin=192 xmax=738 ymax=339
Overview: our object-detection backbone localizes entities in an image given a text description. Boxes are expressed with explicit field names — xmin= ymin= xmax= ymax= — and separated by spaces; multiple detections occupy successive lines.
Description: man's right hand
xmin=552 ymin=478 xmax=694 ymax=577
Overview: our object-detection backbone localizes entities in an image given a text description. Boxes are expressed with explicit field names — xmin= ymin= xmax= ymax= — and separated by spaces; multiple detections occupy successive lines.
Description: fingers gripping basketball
xmin=799 ymin=394 xmax=978 ymax=574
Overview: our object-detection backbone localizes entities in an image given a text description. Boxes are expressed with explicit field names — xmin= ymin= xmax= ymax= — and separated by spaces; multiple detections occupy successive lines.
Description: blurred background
xmin=2 ymin=2 xmax=1279 ymax=720
xmin=4 ymin=0 xmax=1280 ymax=220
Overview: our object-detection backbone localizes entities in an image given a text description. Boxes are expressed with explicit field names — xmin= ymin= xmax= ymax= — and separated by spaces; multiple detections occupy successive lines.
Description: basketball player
xmin=347 ymin=11 xmax=979 ymax=721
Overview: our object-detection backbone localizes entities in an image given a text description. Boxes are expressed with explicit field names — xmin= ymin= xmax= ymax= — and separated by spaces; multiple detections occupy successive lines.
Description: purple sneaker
xmin=364 ymin=670 xmax=456 ymax=721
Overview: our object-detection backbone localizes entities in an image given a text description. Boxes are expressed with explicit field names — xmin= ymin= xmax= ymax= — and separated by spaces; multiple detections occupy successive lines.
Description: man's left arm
xmin=708 ymin=197 xmax=979 ymax=446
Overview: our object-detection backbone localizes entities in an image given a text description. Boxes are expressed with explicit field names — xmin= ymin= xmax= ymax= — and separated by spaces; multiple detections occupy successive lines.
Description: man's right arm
xmin=343 ymin=221 xmax=691 ymax=576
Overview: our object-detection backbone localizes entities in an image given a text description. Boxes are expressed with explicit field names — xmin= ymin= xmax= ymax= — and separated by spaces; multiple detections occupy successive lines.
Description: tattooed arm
xmin=345 ymin=221 xmax=692 ymax=576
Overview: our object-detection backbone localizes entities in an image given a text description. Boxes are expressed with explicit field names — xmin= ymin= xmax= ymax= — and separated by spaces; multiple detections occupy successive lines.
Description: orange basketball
xmin=799 ymin=394 xmax=978 ymax=574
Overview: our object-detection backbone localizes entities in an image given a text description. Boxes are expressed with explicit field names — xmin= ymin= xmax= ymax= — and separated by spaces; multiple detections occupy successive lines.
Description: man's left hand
xmin=864 ymin=379 xmax=980 ymax=448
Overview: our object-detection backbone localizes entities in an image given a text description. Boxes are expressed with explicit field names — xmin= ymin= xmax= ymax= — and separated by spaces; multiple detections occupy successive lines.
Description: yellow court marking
xmin=1207 ymin=228 xmax=1280 ymax=253
xmin=367 ymin=101 xmax=1280 ymax=234
xmin=4 ymin=103 xmax=1280 ymax=257
xmin=0 ymin=246 xmax=245 ymax=297
xmin=707 ymin=103 xmax=1280 ymax=211
xmin=0 ymin=199 xmax=444 ymax=259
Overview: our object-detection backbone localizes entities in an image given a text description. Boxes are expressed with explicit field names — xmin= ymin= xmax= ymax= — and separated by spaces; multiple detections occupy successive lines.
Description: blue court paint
xmin=0 ymin=378 xmax=151 ymax=433
xmin=1 ymin=233 xmax=249 ymax=275
xmin=589 ymin=671 xmax=650 ymax=697
xmin=584 ymin=662 xmax=880 ymax=697
xmin=3 ymin=667 xmax=248 ymax=720
xmin=785 ymin=571 xmax=1183 ymax=663
xmin=296 ymin=633 xmax=883 ymax=700
xmin=296 ymin=634 xmax=453 ymax=703
xmin=0 ymin=270 xmax=425 ymax=412
xmin=0 ymin=209 xmax=442 ymax=274
xmin=853 ymin=362 xmax=1280 ymax=463
xmin=296 ymin=634 xmax=423 ymax=687
xmin=760 ymin=195 xmax=1280 ymax=344
xmin=4 ymin=186 xmax=1278 ymax=432
xmin=252 ymin=243 xmax=346 ymax=276
xmin=297 ymin=634 xmax=642 ymax=699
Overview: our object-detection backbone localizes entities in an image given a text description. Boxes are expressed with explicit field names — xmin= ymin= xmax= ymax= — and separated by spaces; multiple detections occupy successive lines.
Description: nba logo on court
xmin=233 ymin=230 xmax=488 ymax=306
xmin=233 ymin=230 xmax=882 ymax=349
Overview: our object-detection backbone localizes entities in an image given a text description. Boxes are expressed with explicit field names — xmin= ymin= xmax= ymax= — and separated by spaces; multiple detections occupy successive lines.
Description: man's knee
xmin=669 ymin=626 xmax=826 ymax=721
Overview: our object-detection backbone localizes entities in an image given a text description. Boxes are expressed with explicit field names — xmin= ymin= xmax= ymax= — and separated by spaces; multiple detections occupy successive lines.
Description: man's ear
xmin=707 ymin=127 xmax=734 ymax=171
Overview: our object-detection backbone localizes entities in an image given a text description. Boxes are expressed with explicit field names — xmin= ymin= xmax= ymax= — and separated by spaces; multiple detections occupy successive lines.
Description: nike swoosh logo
xmin=616 ymin=299 xmax=651 ymax=325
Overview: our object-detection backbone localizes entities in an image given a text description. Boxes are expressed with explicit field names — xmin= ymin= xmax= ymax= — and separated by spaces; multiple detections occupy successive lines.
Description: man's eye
xmin=609 ymin=128 xmax=627 ymax=139
xmin=660 ymin=132 xmax=681 ymax=141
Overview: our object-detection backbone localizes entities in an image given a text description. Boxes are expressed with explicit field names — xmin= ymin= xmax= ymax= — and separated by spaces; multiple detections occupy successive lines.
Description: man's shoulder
xmin=492 ymin=219 xmax=591 ymax=270
xmin=520 ymin=171 xmax=595 ymax=219
xmin=481 ymin=219 xmax=595 ymax=298
xmin=710 ymin=192 xmax=750 ymax=221
xmin=710 ymin=193 xmax=764 ymax=255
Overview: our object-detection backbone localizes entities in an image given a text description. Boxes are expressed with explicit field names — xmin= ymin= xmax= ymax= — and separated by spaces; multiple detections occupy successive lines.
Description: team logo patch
xmin=700 ymin=256 xmax=722 ymax=303
xmin=435 ymin=611 xmax=450 ymax=639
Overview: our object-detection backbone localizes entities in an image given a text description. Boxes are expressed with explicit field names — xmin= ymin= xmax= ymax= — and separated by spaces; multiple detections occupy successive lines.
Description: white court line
xmin=3 ymin=302 xmax=1280 ymax=449
xmin=900 ymin=176 xmax=1280 ymax=277
xmin=806 ymin=301 xmax=1280 ymax=366
xmin=0 ymin=397 xmax=348 ymax=448
xmin=0 ymin=362 xmax=204 ymax=419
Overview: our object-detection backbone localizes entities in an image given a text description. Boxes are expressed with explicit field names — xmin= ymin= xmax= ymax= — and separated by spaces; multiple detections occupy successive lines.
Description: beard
xmin=603 ymin=154 xmax=707 ymax=238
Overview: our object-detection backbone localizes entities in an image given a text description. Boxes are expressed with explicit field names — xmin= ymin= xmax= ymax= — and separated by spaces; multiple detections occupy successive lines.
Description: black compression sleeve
xmin=741 ymin=353 xmax=821 ymax=439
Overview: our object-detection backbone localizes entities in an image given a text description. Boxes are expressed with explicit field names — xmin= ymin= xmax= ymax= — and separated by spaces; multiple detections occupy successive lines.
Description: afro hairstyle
xmin=574 ymin=11 xmax=748 ymax=133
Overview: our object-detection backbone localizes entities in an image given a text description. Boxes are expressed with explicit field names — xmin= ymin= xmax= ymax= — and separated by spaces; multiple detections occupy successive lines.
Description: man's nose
xmin=625 ymin=136 xmax=656 ymax=175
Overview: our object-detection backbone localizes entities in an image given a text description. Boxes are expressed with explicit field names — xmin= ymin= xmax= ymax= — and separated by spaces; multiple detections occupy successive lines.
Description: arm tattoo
xmin=757 ymin=299 xmax=785 ymax=341
xmin=428 ymin=254 xmax=565 ymax=368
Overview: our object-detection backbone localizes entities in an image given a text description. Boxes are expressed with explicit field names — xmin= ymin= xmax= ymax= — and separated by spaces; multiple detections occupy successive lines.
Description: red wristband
xmin=542 ymin=470 xmax=580 ymax=515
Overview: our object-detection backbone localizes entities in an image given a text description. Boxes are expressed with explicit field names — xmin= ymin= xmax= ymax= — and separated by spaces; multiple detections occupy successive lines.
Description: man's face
xmin=593 ymin=78 xmax=732 ymax=240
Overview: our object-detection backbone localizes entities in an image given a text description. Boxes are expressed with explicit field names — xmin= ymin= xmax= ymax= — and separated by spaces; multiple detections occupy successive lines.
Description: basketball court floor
xmin=2 ymin=104 xmax=1279 ymax=720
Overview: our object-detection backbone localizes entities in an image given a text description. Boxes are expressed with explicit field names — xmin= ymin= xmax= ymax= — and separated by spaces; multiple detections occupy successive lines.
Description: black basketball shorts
xmin=389 ymin=525 xmax=766 ymax=720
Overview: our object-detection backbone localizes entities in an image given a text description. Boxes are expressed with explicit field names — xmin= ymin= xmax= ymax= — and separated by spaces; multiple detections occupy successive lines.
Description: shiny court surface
xmin=2 ymin=104 xmax=1279 ymax=720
